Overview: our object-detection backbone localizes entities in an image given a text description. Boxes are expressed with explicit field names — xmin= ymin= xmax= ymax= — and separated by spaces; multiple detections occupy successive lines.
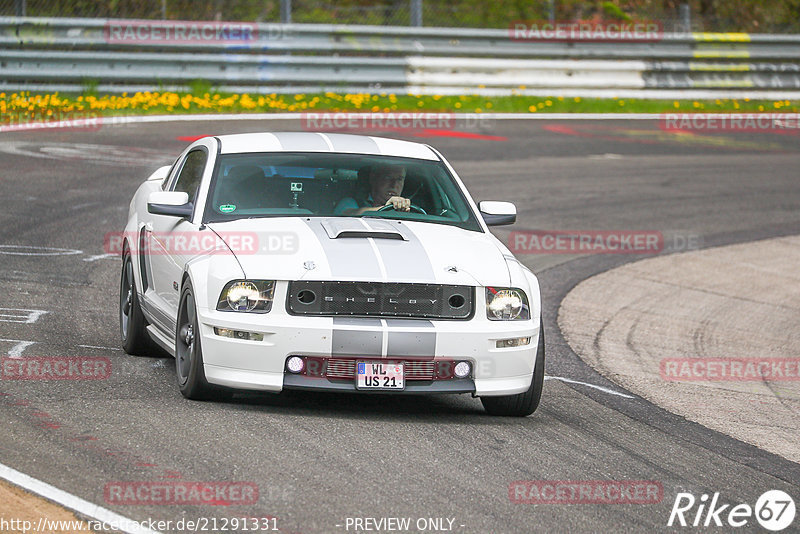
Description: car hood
xmin=206 ymin=217 xmax=511 ymax=287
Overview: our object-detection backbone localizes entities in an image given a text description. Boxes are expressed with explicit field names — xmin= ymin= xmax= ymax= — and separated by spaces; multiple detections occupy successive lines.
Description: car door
xmin=145 ymin=147 xmax=209 ymax=332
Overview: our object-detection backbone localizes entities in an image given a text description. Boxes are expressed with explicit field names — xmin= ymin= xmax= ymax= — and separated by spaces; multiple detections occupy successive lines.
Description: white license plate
xmin=356 ymin=361 xmax=404 ymax=390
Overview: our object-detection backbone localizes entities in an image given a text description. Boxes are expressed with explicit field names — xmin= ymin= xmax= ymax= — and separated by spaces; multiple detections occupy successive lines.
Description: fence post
xmin=548 ymin=0 xmax=555 ymax=24
xmin=679 ymin=3 xmax=691 ymax=33
xmin=281 ymin=0 xmax=292 ymax=24
xmin=410 ymin=0 xmax=422 ymax=27
xmin=15 ymin=0 xmax=26 ymax=17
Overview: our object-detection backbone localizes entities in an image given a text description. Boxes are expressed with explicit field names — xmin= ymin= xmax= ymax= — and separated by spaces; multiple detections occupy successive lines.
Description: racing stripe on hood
xmin=303 ymin=219 xmax=384 ymax=279
xmin=362 ymin=220 xmax=436 ymax=281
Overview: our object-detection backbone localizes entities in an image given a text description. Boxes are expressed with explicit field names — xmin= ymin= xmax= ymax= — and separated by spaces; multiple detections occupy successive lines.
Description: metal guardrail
xmin=1 ymin=17 xmax=800 ymax=96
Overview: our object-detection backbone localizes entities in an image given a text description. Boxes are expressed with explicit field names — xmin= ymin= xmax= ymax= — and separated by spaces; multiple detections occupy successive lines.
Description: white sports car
xmin=119 ymin=132 xmax=544 ymax=416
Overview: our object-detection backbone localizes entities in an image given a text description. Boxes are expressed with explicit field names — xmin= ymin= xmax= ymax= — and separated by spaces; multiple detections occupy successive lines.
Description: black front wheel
xmin=481 ymin=319 xmax=545 ymax=417
xmin=120 ymin=252 xmax=153 ymax=355
xmin=176 ymin=280 xmax=230 ymax=401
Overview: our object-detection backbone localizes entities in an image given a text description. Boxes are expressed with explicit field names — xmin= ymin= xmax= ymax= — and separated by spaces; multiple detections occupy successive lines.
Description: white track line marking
xmin=0 ymin=338 xmax=37 ymax=358
xmin=0 ymin=112 xmax=677 ymax=136
xmin=0 ymin=309 xmax=49 ymax=324
xmin=6 ymin=111 xmax=800 ymax=135
xmin=545 ymin=375 xmax=634 ymax=398
xmin=0 ymin=462 xmax=161 ymax=534
xmin=83 ymin=253 xmax=117 ymax=262
xmin=0 ymin=245 xmax=83 ymax=256
xmin=78 ymin=344 xmax=121 ymax=351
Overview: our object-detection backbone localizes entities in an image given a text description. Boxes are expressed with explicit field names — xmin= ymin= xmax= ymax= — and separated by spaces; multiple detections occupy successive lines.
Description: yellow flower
xmin=673 ymin=101 xmax=680 ymax=108
xmin=574 ymin=96 xmax=581 ymax=102
xmin=545 ymin=100 xmax=552 ymax=106
xmin=528 ymin=105 xmax=537 ymax=112
xmin=454 ymin=102 xmax=462 ymax=108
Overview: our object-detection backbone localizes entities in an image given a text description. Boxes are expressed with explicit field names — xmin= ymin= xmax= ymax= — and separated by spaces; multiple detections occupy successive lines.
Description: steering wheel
xmin=377 ymin=203 xmax=427 ymax=215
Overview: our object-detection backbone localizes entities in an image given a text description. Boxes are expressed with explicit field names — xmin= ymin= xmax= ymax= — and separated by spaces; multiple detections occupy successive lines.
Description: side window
xmin=161 ymin=158 xmax=179 ymax=190
xmin=173 ymin=150 xmax=207 ymax=203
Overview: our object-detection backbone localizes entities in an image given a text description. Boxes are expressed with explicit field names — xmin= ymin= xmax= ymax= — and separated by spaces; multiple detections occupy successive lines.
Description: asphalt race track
xmin=0 ymin=118 xmax=799 ymax=533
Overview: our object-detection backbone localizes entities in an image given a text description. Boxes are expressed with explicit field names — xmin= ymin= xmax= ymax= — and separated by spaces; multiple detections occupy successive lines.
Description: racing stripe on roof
xmin=273 ymin=132 xmax=330 ymax=151
xmin=324 ymin=133 xmax=382 ymax=154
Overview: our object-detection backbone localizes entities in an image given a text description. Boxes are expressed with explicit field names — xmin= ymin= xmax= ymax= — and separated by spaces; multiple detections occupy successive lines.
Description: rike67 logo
xmin=668 ymin=490 xmax=796 ymax=531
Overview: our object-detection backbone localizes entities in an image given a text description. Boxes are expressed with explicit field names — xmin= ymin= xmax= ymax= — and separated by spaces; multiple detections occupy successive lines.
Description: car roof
xmin=216 ymin=132 xmax=440 ymax=161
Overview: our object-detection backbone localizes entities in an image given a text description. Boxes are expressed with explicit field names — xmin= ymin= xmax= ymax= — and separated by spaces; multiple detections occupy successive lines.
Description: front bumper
xmin=197 ymin=302 xmax=539 ymax=397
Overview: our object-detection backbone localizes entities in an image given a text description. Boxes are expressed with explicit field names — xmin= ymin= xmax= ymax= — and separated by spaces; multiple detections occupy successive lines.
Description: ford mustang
xmin=119 ymin=132 xmax=544 ymax=416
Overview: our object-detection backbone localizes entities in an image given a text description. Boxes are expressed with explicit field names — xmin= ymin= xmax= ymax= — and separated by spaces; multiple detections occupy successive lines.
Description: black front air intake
xmin=287 ymin=281 xmax=474 ymax=319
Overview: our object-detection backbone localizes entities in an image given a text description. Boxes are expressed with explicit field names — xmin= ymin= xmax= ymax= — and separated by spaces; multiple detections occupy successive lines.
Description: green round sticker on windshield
xmin=219 ymin=204 xmax=236 ymax=213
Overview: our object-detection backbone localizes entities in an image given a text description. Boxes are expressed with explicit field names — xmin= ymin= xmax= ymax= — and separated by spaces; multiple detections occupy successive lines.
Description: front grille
xmin=287 ymin=281 xmax=474 ymax=319
xmin=300 ymin=357 xmax=456 ymax=381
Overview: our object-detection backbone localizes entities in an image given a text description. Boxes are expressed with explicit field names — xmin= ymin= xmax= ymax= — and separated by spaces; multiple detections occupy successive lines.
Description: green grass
xmin=2 ymin=91 xmax=797 ymax=121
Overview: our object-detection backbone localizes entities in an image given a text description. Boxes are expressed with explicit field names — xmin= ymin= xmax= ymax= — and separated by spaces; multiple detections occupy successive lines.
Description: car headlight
xmin=217 ymin=280 xmax=275 ymax=313
xmin=486 ymin=287 xmax=530 ymax=321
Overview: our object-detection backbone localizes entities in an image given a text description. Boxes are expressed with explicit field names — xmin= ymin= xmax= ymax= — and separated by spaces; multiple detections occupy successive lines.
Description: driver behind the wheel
xmin=334 ymin=163 xmax=409 ymax=215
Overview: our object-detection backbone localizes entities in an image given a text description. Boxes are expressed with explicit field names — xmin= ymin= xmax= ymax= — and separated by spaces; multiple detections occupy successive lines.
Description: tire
xmin=175 ymin=280 xmax=231 ymax=401
xmin=120 ymin=252 xmax=154 ymax=355
xmin=481 ymin=319 xmax=545 ymax=417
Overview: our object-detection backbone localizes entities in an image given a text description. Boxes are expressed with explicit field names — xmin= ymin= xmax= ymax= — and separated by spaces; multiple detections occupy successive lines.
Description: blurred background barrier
xmin=3 ymin=0 xmax=800 ymax=34
xmin=1 ymin=16 xmax=800 ymax=97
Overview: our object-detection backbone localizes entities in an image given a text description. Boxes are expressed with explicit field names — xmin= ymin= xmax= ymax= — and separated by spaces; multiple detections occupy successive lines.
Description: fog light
xmin=454 ymin=361 xmax=471 ymax=378
xmin=286 ymin=356 xmax=305 ymax=374
xmin=213 ymin=327 xmax=264 ymax=342
xmin=496 ymin=336 xmax=531 ymax=348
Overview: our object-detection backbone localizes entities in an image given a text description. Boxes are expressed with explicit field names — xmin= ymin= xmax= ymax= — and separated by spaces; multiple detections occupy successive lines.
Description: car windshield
xmin=203 ymin=152 xmax=482 ymax=231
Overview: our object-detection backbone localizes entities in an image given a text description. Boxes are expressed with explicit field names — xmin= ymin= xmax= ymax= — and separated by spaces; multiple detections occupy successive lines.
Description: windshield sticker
xmin=219 ymin=204 xmax=236 ymax=213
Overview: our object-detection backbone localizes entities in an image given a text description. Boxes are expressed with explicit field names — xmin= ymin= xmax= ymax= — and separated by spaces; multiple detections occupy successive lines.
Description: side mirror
xmin=479 ymin=201 xmax=516 ymax=226
xmin=147 ymin=191 xmax=192 ymax=218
